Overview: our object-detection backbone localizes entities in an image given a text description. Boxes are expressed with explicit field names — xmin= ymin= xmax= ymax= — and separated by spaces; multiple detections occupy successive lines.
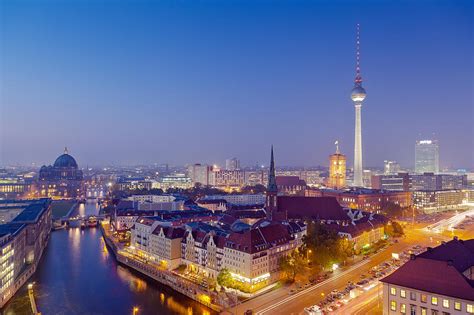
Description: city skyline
xmin=1 ymin=0 xmax=473 ymax=168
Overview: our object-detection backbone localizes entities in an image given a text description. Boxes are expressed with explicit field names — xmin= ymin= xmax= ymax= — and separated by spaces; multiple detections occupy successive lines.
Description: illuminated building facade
xmin=307 ymin=188 xmax=412 ymax=212
xmin=0 ymin=199 xmax=52 ymax=307
xmin=38 ymin=148 xmax=83 ymax=198
xmin=413 ymin=190 xmax=465 ymax=213
xmin=327 ymin=141 xmax=346 ymax=189
xmin=415 ymin=140 xmax=439 ymax=174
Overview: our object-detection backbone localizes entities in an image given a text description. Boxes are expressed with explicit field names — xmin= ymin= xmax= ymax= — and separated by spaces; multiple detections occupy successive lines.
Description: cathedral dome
xmin=53 ymin=149 xmax=78 ymax=168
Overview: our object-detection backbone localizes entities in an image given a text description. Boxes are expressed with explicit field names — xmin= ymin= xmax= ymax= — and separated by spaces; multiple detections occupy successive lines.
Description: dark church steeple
xmin=267 ymin=145 xmax=278 ymax=193
xmin=266 ymin=145 xmax=284 ymax=221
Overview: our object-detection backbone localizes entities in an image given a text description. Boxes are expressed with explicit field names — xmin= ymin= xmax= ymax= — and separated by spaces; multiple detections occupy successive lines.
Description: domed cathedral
xmin=38 ymin=148 xmax=84 ymax=198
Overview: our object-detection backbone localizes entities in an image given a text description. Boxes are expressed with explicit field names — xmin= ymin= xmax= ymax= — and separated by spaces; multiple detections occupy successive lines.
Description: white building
xmin=202 ymin=194 xmax=266 ymax=205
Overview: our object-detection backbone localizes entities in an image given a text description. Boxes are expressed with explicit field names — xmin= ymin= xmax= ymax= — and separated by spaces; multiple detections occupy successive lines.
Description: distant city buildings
xmin=116 ymin=177 xmax=153 ymax=191
xmin=372 ymin=173 xmax=410 ymax=192
xmin=225 ymin=158 xmax=240 ymax=171
xmin=384 ymin=160 xmax=401 ymax=174
xmin=371 ymin=172 xmax=467 ymax=192
xmin=415 ymin=139 xmax=439 ymax=174
xmin=381 ymin=237 xmax=474 ymax=315
xmin=187 ymin=164 xmax=212 ymax=186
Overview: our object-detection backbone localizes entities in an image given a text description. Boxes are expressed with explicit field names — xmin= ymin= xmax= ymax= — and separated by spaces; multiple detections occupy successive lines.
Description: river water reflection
xmin=3 ymin=201 xmax=214 ymax=315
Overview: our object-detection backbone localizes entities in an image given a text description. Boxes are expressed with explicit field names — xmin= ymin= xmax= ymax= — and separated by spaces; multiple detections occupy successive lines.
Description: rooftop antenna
xmin=355 ymin=23 xmax=363 ymax=85
xmin=335 ymin=140 xmax=340 ymax=154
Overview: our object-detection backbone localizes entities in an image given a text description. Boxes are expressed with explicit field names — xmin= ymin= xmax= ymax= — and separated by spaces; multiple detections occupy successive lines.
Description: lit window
xmin=432 ymin=297 xmax=438 ymax=305
xmin=400 ymin=303 xmax=406 ymax=314
xmin=467 ymin=304 xmax=474 ymax=313
xmin=454 ymin=302 xmax=461 ymax=311
xmin=391 ymin=300 xmax=397 ymax=311
xmin=443 ymin=299 xmax=449 ymax=308
xmin=421 ymin=307 xmax=427 ymax=315
xmin=401 ymin=289 xmax=406 ymax=298
xmin=391 ymin=287 xmax=397 ymax=296
xmin=421 ymin=294 xmax=427 ymax=303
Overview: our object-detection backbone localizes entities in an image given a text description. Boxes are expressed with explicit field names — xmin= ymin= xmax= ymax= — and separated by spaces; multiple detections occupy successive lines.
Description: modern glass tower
xmin=415 ymin=139 xmax=439 ymax=173
xmin=351 ymin=24 xmax=366 ymax=187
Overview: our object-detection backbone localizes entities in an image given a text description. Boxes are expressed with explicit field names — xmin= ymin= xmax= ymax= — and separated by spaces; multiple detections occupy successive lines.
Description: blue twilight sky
xmin=0 ymin=0 xmax=473 ymax=168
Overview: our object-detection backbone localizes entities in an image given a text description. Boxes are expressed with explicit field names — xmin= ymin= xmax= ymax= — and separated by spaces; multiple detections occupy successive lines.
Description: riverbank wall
xmin=100 ymin=225 xmax=223 ymax=313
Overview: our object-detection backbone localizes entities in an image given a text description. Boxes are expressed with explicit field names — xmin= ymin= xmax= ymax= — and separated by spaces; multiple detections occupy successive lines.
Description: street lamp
xmin=132 ymin=306 xmax=139 ymax=315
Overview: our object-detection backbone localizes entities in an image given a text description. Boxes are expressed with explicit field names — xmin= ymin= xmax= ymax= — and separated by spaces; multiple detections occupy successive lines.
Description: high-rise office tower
xmin=225 ymin=158 xmax=240 ymax=171
xmin=328 ymin=141 xmax=346 ymax=189
xmin=351 ymin=24 xmax=367 ymax=187
xmin=415 ymin=139 xmax=439 ymax=173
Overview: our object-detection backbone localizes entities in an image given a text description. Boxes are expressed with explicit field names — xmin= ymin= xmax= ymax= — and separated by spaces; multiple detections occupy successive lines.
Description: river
xmin=3 ymin=201 xmax=214 ymax=315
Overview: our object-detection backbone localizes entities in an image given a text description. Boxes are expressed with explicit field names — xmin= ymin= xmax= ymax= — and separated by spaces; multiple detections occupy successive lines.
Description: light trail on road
xmin=424 ymin=206 xmax=474 ymax=233
xmin=255 ymin=259 xmax=371 ymax=315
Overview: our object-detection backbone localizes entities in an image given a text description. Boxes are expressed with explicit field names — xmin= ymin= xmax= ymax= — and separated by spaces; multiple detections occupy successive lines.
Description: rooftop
xmin=279 ymin=196 xmax=349 ymax=222
xmin=0 ymin=223 xmax=26 ymax=238
xmin=11 ymin=199 xmax=51 ymax=223
xmin=381 ymin=238 xmax=474 ymax=301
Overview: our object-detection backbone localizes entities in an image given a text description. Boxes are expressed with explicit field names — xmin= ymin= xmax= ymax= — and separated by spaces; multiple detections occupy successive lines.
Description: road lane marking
xmin=255 ymin=259 xmax=371 ymax=315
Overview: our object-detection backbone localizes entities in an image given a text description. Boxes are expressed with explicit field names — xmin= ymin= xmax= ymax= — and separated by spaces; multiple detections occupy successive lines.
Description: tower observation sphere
xmin=351 ymin=85 xmax=366 ymax=103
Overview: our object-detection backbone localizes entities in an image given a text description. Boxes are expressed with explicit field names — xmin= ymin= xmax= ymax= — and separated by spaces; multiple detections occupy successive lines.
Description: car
xmin=289 ymin=289 xmax=297 ymax=295
xmin=244 ymin=310 xmax=253 ymax=315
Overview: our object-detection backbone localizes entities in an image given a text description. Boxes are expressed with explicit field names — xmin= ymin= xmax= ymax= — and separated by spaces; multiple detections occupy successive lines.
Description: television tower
xmin=351 ymin=24 xmax=366 ymax=187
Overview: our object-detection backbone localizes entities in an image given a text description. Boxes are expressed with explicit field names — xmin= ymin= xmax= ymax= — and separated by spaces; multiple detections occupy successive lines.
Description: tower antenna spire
xmin=355 ymin=23 xmax=362 ymax=85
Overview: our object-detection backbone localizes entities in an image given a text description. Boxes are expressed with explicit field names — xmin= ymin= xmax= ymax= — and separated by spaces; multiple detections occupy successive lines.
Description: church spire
xmin=267 ymin=145 xmax=278 ymax=193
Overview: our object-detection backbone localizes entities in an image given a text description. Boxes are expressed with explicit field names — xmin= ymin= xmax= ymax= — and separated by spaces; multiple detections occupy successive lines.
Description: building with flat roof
xmin=0 ymin=199 xmax=52 ymax=307
xmin=381 ymin=237 xmax=474 ymax=315
xmin=415 ymin=139 xmax=439 ymax=174
xmin=413 ymin=190 xmax=466 ymax=213
xmin=306 ymin=188 xmax=412 ymax=213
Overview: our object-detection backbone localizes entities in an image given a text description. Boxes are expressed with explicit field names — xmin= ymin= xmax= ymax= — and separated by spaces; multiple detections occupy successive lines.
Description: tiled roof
xmin=276 ymin=176 xmax=306 ymax=186
xmin=417 ymin=238 xmax=474 ymax=274
xmin=278 ymin=196 xmax=349 ymax=221
xmin=152 ymin=226 xmax=185 ymax=239
xmin=225 ymin=223 xmax=292 ymax=254
xmin=381 ymin=238 xmax=474 ymax=301
xmin=135 ymin=217 xmax=155 ymax=226
xmin=333 ymin=213 xmax=388 ymax=237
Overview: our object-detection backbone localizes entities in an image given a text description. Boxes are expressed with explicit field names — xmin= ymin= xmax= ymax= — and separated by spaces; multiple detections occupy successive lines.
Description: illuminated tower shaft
xmin=350 ymin=24 xmax=366 ymax=187
xmin=353 ymin=103 xmax=363 ymax=186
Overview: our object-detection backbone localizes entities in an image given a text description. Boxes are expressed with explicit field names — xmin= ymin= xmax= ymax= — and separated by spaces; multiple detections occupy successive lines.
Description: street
xmin=226 ymin=214 xmax=474 ymax=315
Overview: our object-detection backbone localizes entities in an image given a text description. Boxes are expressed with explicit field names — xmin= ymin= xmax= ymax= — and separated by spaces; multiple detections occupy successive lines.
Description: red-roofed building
xmin=381 ymin=237 xmax=474 ymax=315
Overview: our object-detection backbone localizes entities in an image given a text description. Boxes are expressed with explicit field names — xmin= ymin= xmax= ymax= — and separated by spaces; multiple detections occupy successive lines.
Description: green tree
xmin=217 ymin=268 xmax=233 ymax=287
xmin=303 ymin=221 xmax=351 ymax=270
xmin=385 ymin=221 xmax=404 ymax=237
xmin=279 ymin=250 xmax=305 ymax=282
xmin=381 ymin=201 xmax=405 ymax=218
